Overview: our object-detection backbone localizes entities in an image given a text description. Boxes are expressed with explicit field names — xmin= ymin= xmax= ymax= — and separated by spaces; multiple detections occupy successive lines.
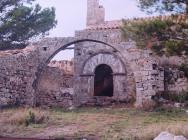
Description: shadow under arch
xmin=94 ymin=64 xmax=114 ymax=97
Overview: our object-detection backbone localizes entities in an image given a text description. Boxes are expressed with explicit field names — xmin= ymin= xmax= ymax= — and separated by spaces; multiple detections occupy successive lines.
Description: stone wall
xmin=0 ymin=42 xmax=75 ymax=108
xmin=0 ymin=32 xmax=187 ymax=108
xmin=36 ymin=65 xmax=73 ymax=108
xmin=0 ymin=46 xmax=39 ymax=107
xmin=73 ymin=29 xmax=165 ymax=107
xmin=48 ymin=60 xmax=74 ymax=75
xmin=164 ymin=68 xmax=188 ymax=93
xmin=158 ymin=56 xmax=188 ymax=93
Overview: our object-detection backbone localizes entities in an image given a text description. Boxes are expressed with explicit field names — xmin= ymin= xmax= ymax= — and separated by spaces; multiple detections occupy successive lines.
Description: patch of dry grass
xmin=2 ymin=108 xmax=49 ymax=126
xmin=0 ymin=107 xmax=188 ymax=140
xmin=135 ymin=122 xmax=188 ymax=140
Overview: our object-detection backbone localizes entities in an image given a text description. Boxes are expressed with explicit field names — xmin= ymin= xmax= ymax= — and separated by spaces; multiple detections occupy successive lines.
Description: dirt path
xmin=33 ymin=125 xmax=78 ymax=139
xmin=0 ymin=138 xmax=51 ymax=140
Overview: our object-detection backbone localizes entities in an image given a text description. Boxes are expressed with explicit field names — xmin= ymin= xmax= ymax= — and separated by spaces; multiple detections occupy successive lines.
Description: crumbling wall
xmin=48 ymin=60 xmax=74 ymax=75
xmin=0 ymin=46 xmax=39 ymax=107
xmin=36 ymin=65 xmax=73 ymax=108
xmin=74 ymin=29 xmax=165 ymax=108
xmin=0 ymin=37 xmax=75 ymax=108
xmin=0 ymin=28 xmax=187 ymax=109
xmin=159 ymin=56 xmax=188 ymax=93
xmin=164 ymin=68 xmax=188 ymax=93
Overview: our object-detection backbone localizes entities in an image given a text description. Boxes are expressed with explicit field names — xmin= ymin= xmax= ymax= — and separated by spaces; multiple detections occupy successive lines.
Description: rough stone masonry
xmin=0 ymin=0 xmax=187 ymax=108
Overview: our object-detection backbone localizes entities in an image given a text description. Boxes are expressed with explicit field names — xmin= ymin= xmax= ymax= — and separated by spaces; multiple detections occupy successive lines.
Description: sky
xmin=35 ymin=0 xmax=151 ymax=60
xmin=36 ymin=0 xmax=149 ymax=37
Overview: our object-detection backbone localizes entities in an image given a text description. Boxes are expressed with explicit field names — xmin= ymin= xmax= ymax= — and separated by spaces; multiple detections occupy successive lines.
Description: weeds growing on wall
xmin=155 ymin=91 xmax=188 ymax=103
xmin=121 ymin=15 xmax=188 ymax=56
xmin=179 ymin=63 xmax=188 ymax=78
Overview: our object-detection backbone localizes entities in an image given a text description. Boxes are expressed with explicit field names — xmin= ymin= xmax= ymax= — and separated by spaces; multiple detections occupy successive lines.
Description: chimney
xmin=87 ymin=0 xmax=105 ymax=26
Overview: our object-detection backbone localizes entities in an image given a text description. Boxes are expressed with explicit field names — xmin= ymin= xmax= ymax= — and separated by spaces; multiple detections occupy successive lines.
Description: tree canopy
xmin=0 ymin=0 xmax=57 ymax=50
xmin=137 ymin=0 xmax=188 ymax=14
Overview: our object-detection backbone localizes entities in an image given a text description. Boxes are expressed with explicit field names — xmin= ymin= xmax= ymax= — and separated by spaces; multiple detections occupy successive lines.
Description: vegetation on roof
xmin=121 ymin=14 xmax=188 ymax=56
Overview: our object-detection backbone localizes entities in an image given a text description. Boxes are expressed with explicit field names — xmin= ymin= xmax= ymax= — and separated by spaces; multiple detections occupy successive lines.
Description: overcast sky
xmin=35 ymin=0 xmax=152 ymax=60
xmin=36 ymin=0 xmax=152 ymax=37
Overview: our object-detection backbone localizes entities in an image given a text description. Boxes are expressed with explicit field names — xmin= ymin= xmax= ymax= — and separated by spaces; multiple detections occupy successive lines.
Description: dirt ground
xmin=0 ymin=106 xmax=188 ymax=140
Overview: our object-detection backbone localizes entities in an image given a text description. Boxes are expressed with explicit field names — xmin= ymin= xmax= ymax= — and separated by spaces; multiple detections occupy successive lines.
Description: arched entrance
xmin=33 ymin=39 xmax=119 ymax=91
xmin=94 ymin=64 xmax=113 ymax=97
xmin=81 ymin=53 xmax=129 ymax=103
xmin=34 ymin=38 xmax=131 ymax=106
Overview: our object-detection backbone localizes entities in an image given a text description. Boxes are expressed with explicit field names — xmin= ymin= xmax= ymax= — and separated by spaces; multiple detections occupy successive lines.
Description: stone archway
xmin=75 ymin=53 xmax=129 ymax=104
xmin=33 ymin=39 xmax=120 ymax=89
xmin=94 ymin=64 xmax=113 ymax=97
xmin=34 ymin=39 xmax=126 ymax=107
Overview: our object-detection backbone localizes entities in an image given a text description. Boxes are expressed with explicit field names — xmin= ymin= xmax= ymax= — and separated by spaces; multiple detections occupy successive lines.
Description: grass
xmin=0 ymin=107 xmax=188 ymax=140
xmin=1 ymin=108 xmax=49 ymax=126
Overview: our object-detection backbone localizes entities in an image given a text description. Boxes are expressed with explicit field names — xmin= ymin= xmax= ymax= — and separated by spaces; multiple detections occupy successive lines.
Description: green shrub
xmin=121 ymin=16 xmax=188 ymax=57
xmin=25 ymin=110 xmax=36 ymax=126
xmin=160 ymin=91 xmax=188 ymax=103
xmin=154 ymin=106 xmax=184 ymax=117
xmin=179 ymin=63 xmax=188 ymax=78
xmin=165 ymin=40 xmax=185 ymax=56
xmin=151 ymin=44 xmax=165 ymax=56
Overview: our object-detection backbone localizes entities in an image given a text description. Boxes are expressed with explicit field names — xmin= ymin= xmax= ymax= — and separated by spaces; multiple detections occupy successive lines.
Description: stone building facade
xmin=0 ymin=0 xmax=187 ymax=108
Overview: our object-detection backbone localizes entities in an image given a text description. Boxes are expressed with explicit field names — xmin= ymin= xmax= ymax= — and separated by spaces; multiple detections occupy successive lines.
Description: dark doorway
xmin=94 ymin=64 xmax=113 ymax=97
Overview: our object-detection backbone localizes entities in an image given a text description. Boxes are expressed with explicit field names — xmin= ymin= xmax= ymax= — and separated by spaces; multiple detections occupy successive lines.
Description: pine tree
xmin=0 ymin=0 xmax=57 ymax=50
xmin=138 ymin=0 xmax=188 ymax=14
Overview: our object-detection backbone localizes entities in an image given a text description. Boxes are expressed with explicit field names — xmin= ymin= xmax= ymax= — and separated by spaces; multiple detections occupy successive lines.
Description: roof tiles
xmin=86 ymin=14 xmax=188 ymax=31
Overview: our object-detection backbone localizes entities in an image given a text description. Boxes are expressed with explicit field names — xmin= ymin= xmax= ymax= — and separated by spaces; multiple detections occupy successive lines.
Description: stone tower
xmin=87 ymin=0 xmax=105 ymax=26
